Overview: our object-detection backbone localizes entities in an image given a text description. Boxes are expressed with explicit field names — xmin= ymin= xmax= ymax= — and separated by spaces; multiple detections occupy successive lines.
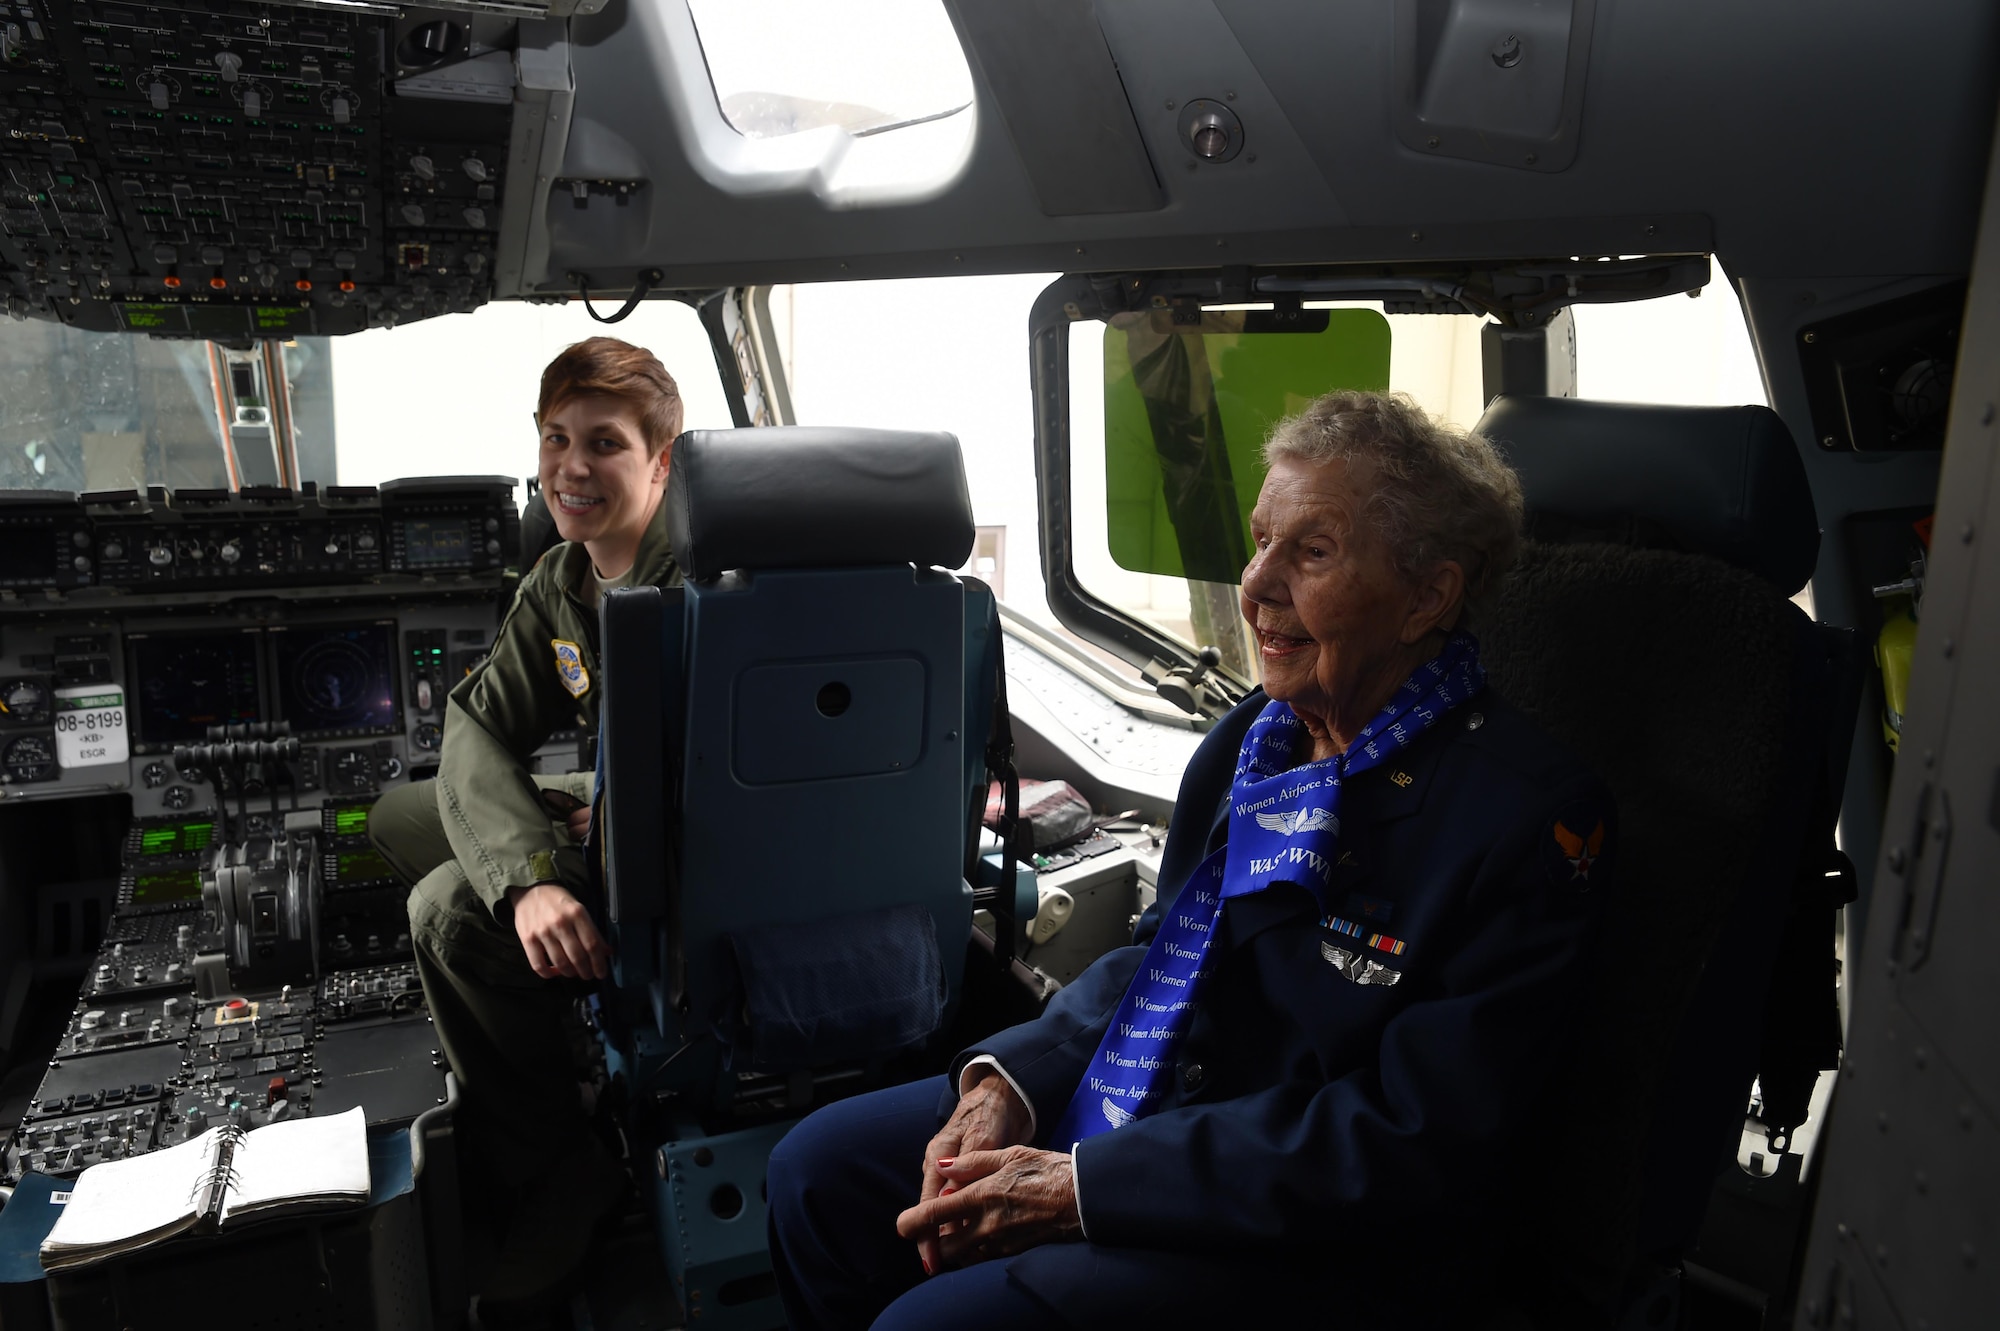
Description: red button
xmin=163 ymin=275 xmax=182 ymax=289
xmin=295 ymin=279 xmax=312 ymax=291
xmin=209 ymin=276 xmax=228 ymax=290
xmin=223 ymin=998 xmax=247 ymax=1013
xmin=266 ymin=1076 xmax=288 ymax=1106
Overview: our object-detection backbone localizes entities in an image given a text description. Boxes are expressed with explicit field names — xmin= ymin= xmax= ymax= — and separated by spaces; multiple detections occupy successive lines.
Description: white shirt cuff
xmin=957 ymin=1055 xmax=1038 ymax=1142
xmin=1069 ymin=1138 xmax=1090 ymax=1242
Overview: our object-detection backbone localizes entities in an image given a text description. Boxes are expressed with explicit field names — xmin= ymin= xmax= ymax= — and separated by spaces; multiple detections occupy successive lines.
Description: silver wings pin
xmin=1255 ymin=808 xmax=1337 ymax=836
xmin=1320 ymin=941 xmax=1402 ymax=987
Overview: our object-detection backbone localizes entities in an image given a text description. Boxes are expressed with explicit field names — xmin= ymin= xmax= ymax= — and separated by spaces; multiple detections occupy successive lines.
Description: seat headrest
xmin=667 ymin=427 xmax=976 ymax=580
xmin=1474 ymin=396 xmax=1820 ymax=596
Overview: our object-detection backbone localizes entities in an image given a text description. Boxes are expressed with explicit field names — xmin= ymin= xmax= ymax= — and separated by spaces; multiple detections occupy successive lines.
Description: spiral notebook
xmin=38 ymin=1106 xmax=369 ymax=1271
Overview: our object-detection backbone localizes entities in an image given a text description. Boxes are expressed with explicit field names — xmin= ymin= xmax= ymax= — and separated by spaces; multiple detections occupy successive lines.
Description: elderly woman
xmin=766 ymin=391 xmax=1615 ymax=1329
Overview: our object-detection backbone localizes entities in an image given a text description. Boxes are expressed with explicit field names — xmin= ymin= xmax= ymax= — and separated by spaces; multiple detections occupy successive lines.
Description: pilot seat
xmin=593 ymin=426 xmax=990 ymax=1329
xmin=1474 ymin=395 xmax=1866 ymax=1326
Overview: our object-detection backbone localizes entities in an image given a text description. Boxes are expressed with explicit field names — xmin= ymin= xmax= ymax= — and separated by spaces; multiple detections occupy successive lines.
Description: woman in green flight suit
xmin=367 ymin=336 xmax=683 ymax=1311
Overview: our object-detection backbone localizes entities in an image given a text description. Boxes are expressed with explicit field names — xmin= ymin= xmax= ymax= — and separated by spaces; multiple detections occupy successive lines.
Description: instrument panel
xmin=0 ymin=476 xmax=533 ymax=811
xmin=0 ymin=476 xmax=560 ymax=1190
xmin=0 ymin=602 xmax=501 ymax=813
xmin=0 ymin=0 xmax=517 ymax=335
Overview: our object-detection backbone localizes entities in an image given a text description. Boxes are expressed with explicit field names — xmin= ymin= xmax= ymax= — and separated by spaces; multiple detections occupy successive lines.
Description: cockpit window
xmin=327 ymin=298 xmax=733 ymax=494
xmin=0 ymin=324 xmax=335 ymax=494
xmin=1086 ymin=308 xmax=1392 ymax=685
xmin=1066 ymin=284 xmax=1768 ymax=684
xmin=687 ymin=0 xmax=975 ymax=141
xmin=1571 ymin=285 xmax=1768 ymax=407
xmin=1100 ymin=308 xmax=1392 ymax=583
xmin=0 ymin=298 xmax=731 ymax=497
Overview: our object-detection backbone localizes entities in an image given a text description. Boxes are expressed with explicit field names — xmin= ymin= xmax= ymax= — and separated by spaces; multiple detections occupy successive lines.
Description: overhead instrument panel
xmin=0 ymin=1 xmax=512 ymax=335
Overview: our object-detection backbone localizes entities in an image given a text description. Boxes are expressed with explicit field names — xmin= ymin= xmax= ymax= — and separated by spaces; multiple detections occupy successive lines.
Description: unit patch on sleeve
xmin=1546 ymin=799 xmax=1610 ymax=889
xmin=552 ymin=639 xmax=590 ymax=699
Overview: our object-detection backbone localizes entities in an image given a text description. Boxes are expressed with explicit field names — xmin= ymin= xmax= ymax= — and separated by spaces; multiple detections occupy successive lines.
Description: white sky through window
xmin=686 ymin=0 xmax=975 ymax=140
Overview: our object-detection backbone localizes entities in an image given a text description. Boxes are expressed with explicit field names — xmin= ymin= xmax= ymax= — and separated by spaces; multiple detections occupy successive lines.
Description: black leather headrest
xmin=667 ymin=427 xmax=975 ymax=579
xmin=1475 ymin=396 xmax=1820 ymax=596
xmin=519 ymin=487 xmax=561 ymax=578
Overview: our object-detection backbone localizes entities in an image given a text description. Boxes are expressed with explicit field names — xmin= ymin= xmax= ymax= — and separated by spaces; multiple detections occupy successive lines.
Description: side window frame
xmin=1029 ymin=276 xmax=1248 ymax=717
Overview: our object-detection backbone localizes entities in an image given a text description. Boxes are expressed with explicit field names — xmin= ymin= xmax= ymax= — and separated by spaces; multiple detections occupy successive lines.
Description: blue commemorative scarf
xmin=1049 ymin=631 xmax=1484 ymax=1147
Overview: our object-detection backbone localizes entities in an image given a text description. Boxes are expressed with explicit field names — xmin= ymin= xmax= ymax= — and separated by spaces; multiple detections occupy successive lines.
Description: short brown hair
xmin=537 ymin=337 xmax=684 ymax=456
xmin=1263 ymin=390 xmax=1524 ymax=622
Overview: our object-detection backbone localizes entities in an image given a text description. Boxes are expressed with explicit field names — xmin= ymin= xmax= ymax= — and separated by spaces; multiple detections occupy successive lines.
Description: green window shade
xmin=1103 ymin=308 xmax=1391 ymax=582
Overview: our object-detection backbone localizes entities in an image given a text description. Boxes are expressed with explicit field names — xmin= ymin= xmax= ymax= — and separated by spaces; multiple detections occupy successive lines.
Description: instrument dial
xmin=161 ymin=784 xmax=193 ymax=810
xmin=1 ymin=679 xmax=51 ymax=725
xmin=142 ymin=761 xmax=170 ymax=788
xmin=3 ymin=734 xmax=56 ymax=782
xmin=332 ymin=748 xmax=374 ymax=792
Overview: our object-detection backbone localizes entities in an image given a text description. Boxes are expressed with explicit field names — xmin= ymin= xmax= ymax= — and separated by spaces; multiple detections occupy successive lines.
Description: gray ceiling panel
xmin=1213 ymin=0 xmax=1998 ymax=276
xmin=521 ymin=0 xmax=1998 ymax=294
xmin=943 ymin=0 xmax=1164 ymax=217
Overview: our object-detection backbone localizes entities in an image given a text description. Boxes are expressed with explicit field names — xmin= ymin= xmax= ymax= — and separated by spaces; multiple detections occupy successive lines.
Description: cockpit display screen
xmin=137 ymin=820 xmax=215 ymax=857
xmin=131 ymin=868 xmax=203 ymax=907
xmin=0 ymin=527 xmax=54 ymax=583
xmin=272 ymin=621 xmax=399 ymax=737
xmin=335 ymin=847 xmax=396 ymax=884
xmin=128 ymin=631 xmax=263 ymax=748
xmin=401 ymin=518 xmax=472 ymax=568
xmin=114 ymin=302 xmax=317 ymax=337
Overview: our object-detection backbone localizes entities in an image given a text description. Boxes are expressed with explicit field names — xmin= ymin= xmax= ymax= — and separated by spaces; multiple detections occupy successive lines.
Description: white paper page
xmin=223 ymin=1107 xmax=370 ymax=1222
xmin=41 ymin=1127 xmax=217 ymax=1255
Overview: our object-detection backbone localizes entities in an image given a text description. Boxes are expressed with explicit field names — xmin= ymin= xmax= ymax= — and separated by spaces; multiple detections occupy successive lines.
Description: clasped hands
xmin=895 ymin=1068 xmax=1083 ymax=1275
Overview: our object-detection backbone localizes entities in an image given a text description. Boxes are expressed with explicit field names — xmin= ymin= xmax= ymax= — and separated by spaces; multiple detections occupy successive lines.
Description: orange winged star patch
xmin=1551 ymin=816 xmax=1607 ymax=885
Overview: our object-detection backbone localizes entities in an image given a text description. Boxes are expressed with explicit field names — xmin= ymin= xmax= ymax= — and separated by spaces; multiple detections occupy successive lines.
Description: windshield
xmin=0 ymin=298 xmax=733 ymax=497
xmin=1064 ymin=286 xmax=1770 ymax=683
xmin=0 ymin=323 xmax=336 ymax=492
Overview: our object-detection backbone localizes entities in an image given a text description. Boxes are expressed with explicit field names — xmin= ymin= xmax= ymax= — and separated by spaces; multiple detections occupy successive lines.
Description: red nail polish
xmin=937 ymin=1157 xmax=955 ymax=1168
xmin=922 ymin=1257 xmax=935 ymax=1277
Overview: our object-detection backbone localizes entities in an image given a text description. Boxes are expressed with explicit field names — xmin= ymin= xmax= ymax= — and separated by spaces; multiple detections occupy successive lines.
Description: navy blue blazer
xmin=959 ymin=685 xmax=1614 ymax=1269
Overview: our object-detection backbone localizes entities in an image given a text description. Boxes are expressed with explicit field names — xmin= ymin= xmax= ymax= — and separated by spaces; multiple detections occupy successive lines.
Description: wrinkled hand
xmin=507 ymin=881 xmax=610 ymax=980
xmin=896 ymin=1146 xmax=1082 ymax=1267
xmin=905 ymin=1071 xmax=1036 ymax=1274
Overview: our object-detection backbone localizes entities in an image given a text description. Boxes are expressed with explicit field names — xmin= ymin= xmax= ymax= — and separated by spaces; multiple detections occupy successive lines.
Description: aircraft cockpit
xmin=0 ymin=2 xmax=1995 ymax=1329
